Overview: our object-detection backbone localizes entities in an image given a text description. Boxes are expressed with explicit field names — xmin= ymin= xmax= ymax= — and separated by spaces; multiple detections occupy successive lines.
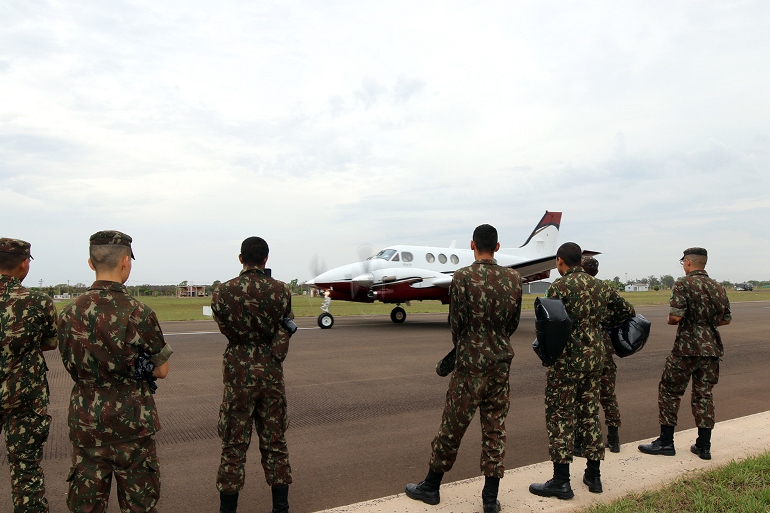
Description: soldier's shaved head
xmin=241 ymin=237 xmax=269 ymax=266
xmin=472 ymin=224 xmax=498 ymax=254
xmin=89 ymin=245 xmax=132 ymax=273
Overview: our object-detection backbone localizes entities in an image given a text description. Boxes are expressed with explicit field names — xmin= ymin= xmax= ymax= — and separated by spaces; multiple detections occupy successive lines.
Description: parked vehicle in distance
xmin=735 ymin=283 xmax=754 ymax=291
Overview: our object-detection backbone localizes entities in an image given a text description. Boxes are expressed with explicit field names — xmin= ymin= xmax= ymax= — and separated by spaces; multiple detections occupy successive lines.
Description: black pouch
xmin=532 ymin=297 xmax=573 ymax=367
xmin=610 ymin=314 xmax=651 ymax=357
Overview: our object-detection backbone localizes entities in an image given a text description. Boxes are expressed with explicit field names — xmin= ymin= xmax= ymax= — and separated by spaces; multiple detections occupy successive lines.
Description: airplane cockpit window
xmin=402 ymin=252 xmax=413 ymax=262
xmin=391 ymin=253 xmax=400 ymax=262
xmin=426 ymin=253 xmax=435 ymax=263
xmin=438 ymin=254 xmax=447 ymax=264
xmin=373 ymin=249 xmax=397 ymax=261
xmin=450 ymin=254 xmax=459 ymax=264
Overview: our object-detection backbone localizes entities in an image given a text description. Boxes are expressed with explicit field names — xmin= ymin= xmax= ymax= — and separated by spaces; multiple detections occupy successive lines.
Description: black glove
xmin=134 ymin=350 xmax=158 ymax=394
xmin=282 ymin=316 xmax=298 ymax=335
xmin=436 ymin=348 xmax=456 ymax=377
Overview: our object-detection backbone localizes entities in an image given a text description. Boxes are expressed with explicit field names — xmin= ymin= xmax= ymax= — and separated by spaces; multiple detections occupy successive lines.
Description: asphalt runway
xmin=2 ymin=300 xmax=769 ymax=512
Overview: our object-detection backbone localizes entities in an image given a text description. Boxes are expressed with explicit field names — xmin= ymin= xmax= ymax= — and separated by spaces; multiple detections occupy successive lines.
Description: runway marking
xmin=164 ymin=331 xmax=220 ymax=336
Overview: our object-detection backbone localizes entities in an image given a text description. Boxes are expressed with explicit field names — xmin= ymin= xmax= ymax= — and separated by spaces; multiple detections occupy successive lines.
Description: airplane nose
xmin=352 ymin=273 xmax=374 ymax=288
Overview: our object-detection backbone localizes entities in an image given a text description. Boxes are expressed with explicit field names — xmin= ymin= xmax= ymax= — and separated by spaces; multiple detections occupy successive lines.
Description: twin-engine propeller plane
xmin=305 ymin=211 xmax=567 ymax=329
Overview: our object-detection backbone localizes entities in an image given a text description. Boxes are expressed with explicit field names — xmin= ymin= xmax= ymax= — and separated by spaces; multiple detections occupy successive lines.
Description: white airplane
xmin=305 ymin=211 xmax=569 ymax=329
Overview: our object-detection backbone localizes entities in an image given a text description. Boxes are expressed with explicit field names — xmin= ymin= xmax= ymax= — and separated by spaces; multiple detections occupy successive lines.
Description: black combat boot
xmin=583 ymin=459 xmax=602 ymax=493
xmin=529 ymin=462 xmax=574 ymax=500
xmin=481 ymin=476 xmax=501 ymax=513
xmin=607 ymin=425 xmax=620 ymax=453
xmin=691 ymin=427 xmax=712 ymax=460
xmin=219 ymin=491 xmax=238 ymax=513
xmin=405 ymin=469 xmax=443 ymax=505
xmin=270 ymin=485 xmax=289 ymax=513
xmin=638 ymin=425 xmax=676 ymax=456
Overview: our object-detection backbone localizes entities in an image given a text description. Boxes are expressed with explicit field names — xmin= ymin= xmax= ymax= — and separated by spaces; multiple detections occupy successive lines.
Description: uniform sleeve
xmin=211 ymin=287 xmax=241 ymax=342
xmin=132 ymin=306 xmax=172 ymax=367
xmin=721 ymin=299 xmax=732 ymax=323
xmin=270 ymin=284 xmax=293 ymax=362
xmin=507 ymin=292 xmax=522 ymax=337
xmin=605 ymin=287 xmax=635 ymax=327
xmin=40 ymin=294 xmax=59 ymax=350
xmin=449 ymin=273 xmax=465 ymax=347
xmin=669 ymin=280 xmax=687 ymax=318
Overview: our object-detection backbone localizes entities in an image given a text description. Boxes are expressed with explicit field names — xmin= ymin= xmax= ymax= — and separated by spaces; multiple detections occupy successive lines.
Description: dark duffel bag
xmin=609 ymin=314 xmax=651 ymax=357
xmin=532 ymin=297 xmax=573 ymax=367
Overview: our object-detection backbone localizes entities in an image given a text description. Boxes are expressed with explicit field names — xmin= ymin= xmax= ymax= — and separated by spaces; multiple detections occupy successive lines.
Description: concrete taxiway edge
xmin=314 ymin=410 xmax=770 ymax=513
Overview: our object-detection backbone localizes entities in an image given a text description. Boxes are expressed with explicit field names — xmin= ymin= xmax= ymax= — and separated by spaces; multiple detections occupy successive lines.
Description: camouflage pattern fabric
xmin=211 ymin=267 xmax=294 ymax=492
xmin=669 ymin=270 xmax=731 ymax=357
xmin=1 ymin=273 xmax=58 ymax=512
xmin=429 ymin=259 xmax=522 ymax=478
xmin=66 ymin=436 xmax=160 ymax=513
xmin=545 ymin=267 xmax=635 ymax=463
xmin=58 ymin=280 xmax=172 ymax=509
xmin=657 ymin=270 xmax=730 ymax=428
xmin=659 ymin=355 xmax=719 ymax=428
xmin=598 ymin=346 xmax=620 ymax=427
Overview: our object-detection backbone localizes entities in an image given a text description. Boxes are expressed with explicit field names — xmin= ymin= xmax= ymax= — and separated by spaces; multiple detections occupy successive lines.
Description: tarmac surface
xmin=1 ymin=299 xmax=769 ymax=512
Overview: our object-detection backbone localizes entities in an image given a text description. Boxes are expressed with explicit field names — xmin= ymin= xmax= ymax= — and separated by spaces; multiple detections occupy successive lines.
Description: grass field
xmin=579 ymin=452 xmax=770 ymax=513
xmin=54 ymin=288 xmax=770 ymax=322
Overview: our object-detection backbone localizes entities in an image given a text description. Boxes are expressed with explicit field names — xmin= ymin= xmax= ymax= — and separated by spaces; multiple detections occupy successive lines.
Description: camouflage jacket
xmin=58 ymin=281 xmax=173 ymax=447
xmin=547 ymin=267 xmax=635 ymax=372
xmin=211 ymin=267 xmax=293 ymax=387
xmin=599 ymin=280 xmax=636 ymax=358
xmin=450 ymin=259 xmax=522 ymax=376
xmin=670 ymin=270 xmax=731 ymax=357
xmin=1 ymin=274 xmax=58 ymax=413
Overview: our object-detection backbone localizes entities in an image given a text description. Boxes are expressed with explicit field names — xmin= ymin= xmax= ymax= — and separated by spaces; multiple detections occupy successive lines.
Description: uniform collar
xmin=89 ymin=280 xmax=128 ymax=293
xmin=564 ymin=266 xmax=585 ymax=276
xmin=474 ymin=258 xmax=497 ymax=265
xmin=686 ymin=269 xmax=709 ymax=277
xmin=0 ymin=274 xmax=20 ymax=287
xmin=240 ymin=266 xmax=266 ymax=276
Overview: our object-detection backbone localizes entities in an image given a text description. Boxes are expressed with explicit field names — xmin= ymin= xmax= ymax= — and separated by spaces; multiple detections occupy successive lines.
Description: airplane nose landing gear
xmin=390 ymin=306 xmax=407 ymax=323
xmin=318 ymin=291 xmax=334 ymax=329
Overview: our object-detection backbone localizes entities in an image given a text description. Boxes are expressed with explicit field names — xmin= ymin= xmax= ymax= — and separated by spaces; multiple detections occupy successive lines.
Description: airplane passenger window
xmin=402 ymin=252 xmax=413 ymax=262
xmin=450 ymin=254 xmax=459 ymax=264
xmin=391 ymin=253 xmax=400 ymax=262
xmin=438 ymin=254 xmax=447 ymax=264
xmin=426 ymin=253 xmax=435 ymax=263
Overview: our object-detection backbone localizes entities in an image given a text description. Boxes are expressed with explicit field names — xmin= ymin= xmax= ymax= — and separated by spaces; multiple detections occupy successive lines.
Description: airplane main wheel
xmin=390 ymin=307 xmax=407 ymax=324
xmin=318 ymin=312 xmax=334 ymax=329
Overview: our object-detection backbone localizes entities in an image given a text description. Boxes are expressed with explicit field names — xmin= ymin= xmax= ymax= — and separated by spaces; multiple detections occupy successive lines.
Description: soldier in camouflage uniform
xmin=573 ymin=256 xmax=629 ymax=455
xmin=529 ymin=243 xmax=634 ymax=500
xmin=58 ymin=231 xmax=172 ymax=513
xmin=405 ymin=224 xmax=522 ymax=513
xmin=212 ymin=236 xmax=295 ymax=513
xmin=1 ymin=238 xmax=58 ymax=512
xmin=639 ymin=247 xmax=730 ymax=460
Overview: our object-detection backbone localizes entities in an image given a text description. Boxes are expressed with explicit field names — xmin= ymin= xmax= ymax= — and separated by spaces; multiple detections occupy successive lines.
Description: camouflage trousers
xmin=429 ymin=370 xmax=510 ymax=478
xmin=1 ymin=408 xmax=51 ymax=512
xmin=599 ymin=353 xmax=620 ymax=427
xmin=546 ymin=367 xmax=604 ymax=464
xmin=658 ymin=354 xmax=720 ymax=429
xmin=217 ymin=384 xmax=292 ymax=493
xmin=66 ymin=436 xmax=160 ymax=513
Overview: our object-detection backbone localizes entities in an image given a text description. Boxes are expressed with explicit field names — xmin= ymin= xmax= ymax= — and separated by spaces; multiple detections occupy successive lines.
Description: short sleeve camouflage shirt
xmin=211 ymin=267 xmax=293 ymax=387
xmin=58 ymin=280 xmax=172 ymax=447
xmin=669 ymin=270 xmax=731 ymax=356
xmin=450 ymin=259 xmax=523 ymax=376
xmin=547 ymin=267 xmax=635 ymax=372
xmin=1 ymin=274 xmax=58 ymax=413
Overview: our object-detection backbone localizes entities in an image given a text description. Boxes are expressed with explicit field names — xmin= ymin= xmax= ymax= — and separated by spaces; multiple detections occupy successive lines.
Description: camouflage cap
xmin=681 ymin=247 xmax=707 ymax=262
xmin=89 ymin=230 xmax=135 ymax=259
xmin=0 ymin=238 xmax=33 ymax=259
xmin=581 ymin=256 xmax=599 ymax=276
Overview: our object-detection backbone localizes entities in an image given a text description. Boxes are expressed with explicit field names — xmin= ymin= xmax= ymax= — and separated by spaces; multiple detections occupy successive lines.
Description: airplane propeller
xmin=308 ymin=253 xmax=328 ymax=280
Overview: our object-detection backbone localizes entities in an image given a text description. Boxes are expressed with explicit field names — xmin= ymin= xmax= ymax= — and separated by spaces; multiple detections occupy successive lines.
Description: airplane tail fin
xmin=515 ymin=210 xmax=562 ymax=258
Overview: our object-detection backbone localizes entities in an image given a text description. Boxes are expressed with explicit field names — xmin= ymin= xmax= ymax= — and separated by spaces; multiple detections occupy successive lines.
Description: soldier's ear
xmin=88 ymin=258 xmax=96 ymax=272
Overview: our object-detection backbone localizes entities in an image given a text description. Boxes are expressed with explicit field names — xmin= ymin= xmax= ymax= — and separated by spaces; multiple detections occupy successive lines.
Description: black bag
xmin=532 ymin=297 xmax=573 ymax=367
xmin=609 ymin=314 xmax=651 ymax=357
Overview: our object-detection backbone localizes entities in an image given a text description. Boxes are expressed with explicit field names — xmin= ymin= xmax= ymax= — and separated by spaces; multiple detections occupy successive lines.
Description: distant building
xmin=625 ymin=283 xmax=649 ymax=292
xmin=176 ymin=284 xmax=207 ymax=297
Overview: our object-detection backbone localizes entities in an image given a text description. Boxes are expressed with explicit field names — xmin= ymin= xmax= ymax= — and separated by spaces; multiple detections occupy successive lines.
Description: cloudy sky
xmin=2 ymin=1 xmax=769 ymax=290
